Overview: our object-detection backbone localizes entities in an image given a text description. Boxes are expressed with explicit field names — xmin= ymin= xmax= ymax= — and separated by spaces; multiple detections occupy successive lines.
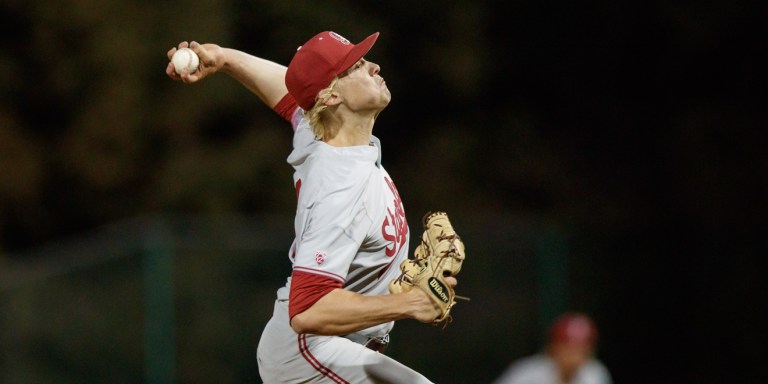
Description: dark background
xmin=1 ymin=1 xmax=767 ymax=383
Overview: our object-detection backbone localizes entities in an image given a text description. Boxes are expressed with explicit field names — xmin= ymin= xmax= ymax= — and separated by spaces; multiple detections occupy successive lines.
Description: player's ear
xmin=322 ymin=91 xmax=343 ymax=107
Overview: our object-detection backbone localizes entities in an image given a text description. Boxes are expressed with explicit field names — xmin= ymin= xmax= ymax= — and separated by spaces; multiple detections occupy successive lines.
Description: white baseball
xmin=171 ymin=48 xmax=199 ymax=75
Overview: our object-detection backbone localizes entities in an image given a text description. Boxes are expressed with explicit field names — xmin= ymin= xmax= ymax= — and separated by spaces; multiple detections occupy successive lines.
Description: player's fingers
xmin=189 ymin=41 xmax=212 ymax=67
xmin=193 ymin=45 xmax=219 ymax=77
xmin=187 ymin=41 xmax=204 ymax=61
xmin=165 ymin=62 xmax=180 ymax=79
xmin=445 ymin=276 xmax=458 ymax=288
xmin=180 ymin=70 xmax=200 ymax=84
xmin=176 ymin=41 xmax=189 ymax=50
xmin=166 ymin=47 xmax=177 ymax=60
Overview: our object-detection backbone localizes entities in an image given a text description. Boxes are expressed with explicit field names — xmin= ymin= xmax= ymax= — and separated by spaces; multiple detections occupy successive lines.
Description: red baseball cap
xmin=548 ymin=312 xmax=598 ymax=346
xmin=285 ymin=31 xmax=380 ymax=110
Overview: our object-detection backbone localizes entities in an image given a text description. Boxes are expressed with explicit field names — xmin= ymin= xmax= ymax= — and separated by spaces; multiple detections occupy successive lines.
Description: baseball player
xmin=492 ymin=312 xmax=613 ymax=384
xmin=166 ymin=31 xmax=457 ymax=383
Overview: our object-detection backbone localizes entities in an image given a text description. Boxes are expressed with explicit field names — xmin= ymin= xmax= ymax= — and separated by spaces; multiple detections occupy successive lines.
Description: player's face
xmin=335 ymin=59 xmax=391 ymax=112
xmin=550 ymin=342 xmax=592 ymax=378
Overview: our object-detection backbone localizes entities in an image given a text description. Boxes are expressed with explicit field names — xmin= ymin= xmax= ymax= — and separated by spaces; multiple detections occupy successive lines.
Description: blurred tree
xmin=0 ymin=0 xmax=296 ymax=252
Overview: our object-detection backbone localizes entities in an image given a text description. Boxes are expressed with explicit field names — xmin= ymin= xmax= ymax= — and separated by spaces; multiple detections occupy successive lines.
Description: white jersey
xmin=493 ymin=354 xmax=612 ymax=384
xmin=276 ymin=117 xmax=410 ymax=338
xmin=257 ymin=113 xmax=435 ymax=383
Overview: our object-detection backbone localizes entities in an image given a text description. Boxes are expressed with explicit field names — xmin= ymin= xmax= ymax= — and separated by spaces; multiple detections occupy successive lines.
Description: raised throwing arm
xmin=165 ymin=41 xmax=289 ymax=109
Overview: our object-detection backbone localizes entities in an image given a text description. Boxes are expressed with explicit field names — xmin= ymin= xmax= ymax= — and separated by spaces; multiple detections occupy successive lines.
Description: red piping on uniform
xmin=298 ymin=334 xmax=349 ymax=383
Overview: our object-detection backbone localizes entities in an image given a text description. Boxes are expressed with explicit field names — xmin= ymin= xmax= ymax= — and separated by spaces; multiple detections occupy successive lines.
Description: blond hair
xmin=306 ymin=77 xmax=340 ymax=141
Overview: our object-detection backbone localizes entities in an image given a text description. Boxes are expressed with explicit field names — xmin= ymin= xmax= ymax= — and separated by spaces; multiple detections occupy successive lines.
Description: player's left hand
xmin=388 ymin=211 xmax=468 ymax=326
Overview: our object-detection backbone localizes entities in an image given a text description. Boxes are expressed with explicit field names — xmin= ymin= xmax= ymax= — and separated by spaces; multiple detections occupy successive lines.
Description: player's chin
xmin=381 ymin=90 xmax=392 ymax=107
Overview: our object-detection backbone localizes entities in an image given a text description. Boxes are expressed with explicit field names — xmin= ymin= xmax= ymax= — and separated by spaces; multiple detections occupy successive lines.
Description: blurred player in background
xmin=493 ymin=312 xmax=612 ymax=384
xmin=166 ymin=30 xmax=455 ymax=383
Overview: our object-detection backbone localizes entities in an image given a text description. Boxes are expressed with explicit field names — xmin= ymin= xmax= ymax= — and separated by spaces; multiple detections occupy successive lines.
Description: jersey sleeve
xmin=288 ymin=270 xmax=342 ymax=320
xmin=272 ymin=93 xmax=304 ymax=131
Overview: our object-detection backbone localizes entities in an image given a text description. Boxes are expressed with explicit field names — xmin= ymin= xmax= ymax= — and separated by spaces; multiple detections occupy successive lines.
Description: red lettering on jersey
xmin=381 ymin=177 xmax=408 ymax=257
xmin=295 ymin=179 xmax=302 ymax=200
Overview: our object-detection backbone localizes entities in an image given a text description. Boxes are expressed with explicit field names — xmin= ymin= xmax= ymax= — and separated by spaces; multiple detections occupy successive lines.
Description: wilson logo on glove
xmin=428 ymin=277 xmax=450 ymax=304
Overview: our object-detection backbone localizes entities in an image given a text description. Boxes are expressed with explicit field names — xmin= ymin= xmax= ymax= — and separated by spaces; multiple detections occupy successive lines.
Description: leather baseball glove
xmin=389 ymin=211 xmax=467 ymax=325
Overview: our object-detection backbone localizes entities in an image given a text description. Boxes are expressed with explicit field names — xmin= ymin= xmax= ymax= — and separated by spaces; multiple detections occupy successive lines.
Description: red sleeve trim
xmin=289 ymin=270 xmax=343 ymax=320
xmin=273 ymin=93 xmax=299 ymax=123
